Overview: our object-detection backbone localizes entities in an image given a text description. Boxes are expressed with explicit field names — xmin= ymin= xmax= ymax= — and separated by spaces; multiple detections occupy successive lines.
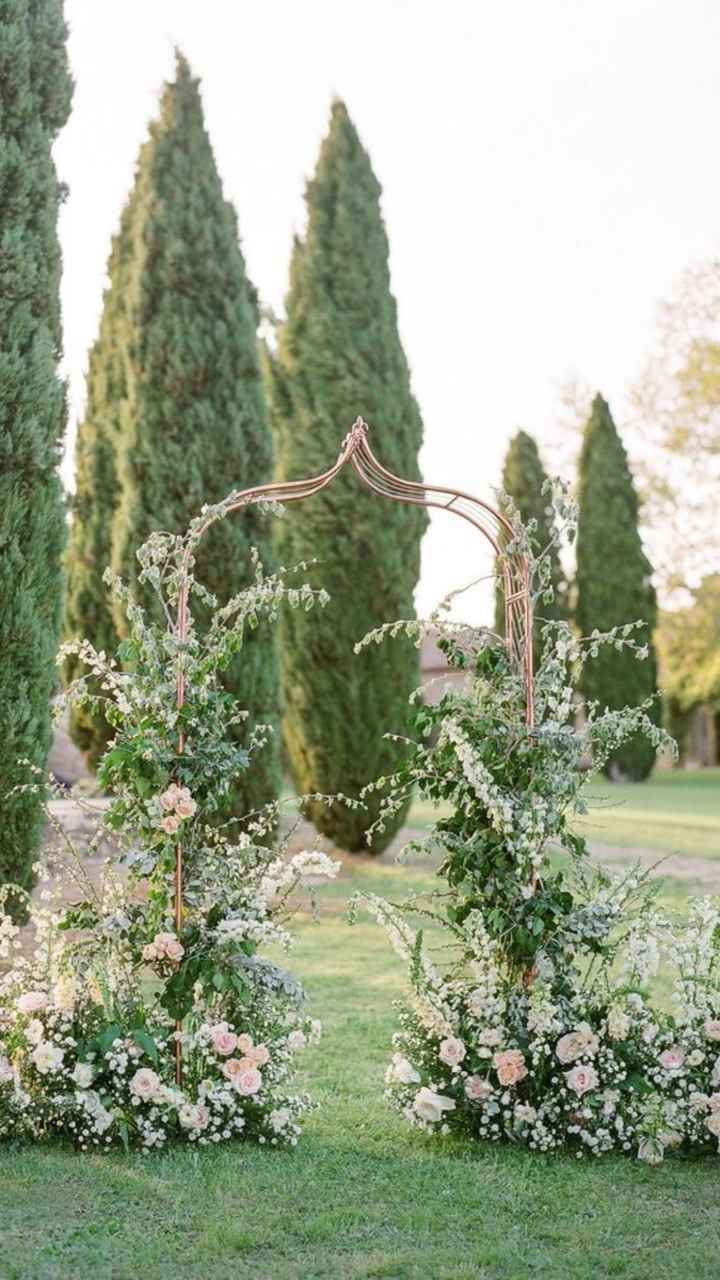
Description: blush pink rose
xmin=565 ymin=1063 xmax=599 ymax=1096
xmin=703 ymin=1020 xmax=720 ymax=1042
xmin=248 ymin=1042 xmax=270 ymax=1067
xmin=211 ymin=1025 xmax=238 ymax=1056
xmin=658 ymin=1046 xmax=686 ymax=1072
xmin=160 ymin=785 xmax=182 ymax=811
xmin=175 ymin=790 xmax=197 ymax=818
xmin=493 ymin=1049 xmax=528 ymax=1087
xmin=234 ymin=1066 xmax=262 ymax=1096
xmin=236 ymin=1033 xmax=254 ymax=1055
xmin=160 ymin=813 xmax=181 ymax=836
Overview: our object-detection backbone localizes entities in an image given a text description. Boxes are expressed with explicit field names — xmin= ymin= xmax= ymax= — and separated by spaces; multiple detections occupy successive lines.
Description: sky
xmin=56 ymin=0 xmax=720 ymax=619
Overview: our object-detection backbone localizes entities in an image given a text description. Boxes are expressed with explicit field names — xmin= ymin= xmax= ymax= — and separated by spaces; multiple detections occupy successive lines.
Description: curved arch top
xmin=180 ymin=416 xmax=535 ymax=727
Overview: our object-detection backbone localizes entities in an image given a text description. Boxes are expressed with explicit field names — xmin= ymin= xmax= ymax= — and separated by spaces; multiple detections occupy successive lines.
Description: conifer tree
xmin=68 ymin=53 xmax=280 ymax=811
xmin=494 ymin=430 xmax=567 ymax=664
xmin=0 ymin=0 xmax=72 ymax=894
xmin=575 ymin=394 xmax=659 ymax=780
xmin=64 ymin=194 xmax=137 ymax=767
xmin=267 ymin=100 xmax=426 ymax=851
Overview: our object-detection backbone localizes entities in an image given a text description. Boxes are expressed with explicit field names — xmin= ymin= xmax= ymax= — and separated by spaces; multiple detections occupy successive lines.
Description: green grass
xmin=2 ymin=843 xmax=720 ymax=1279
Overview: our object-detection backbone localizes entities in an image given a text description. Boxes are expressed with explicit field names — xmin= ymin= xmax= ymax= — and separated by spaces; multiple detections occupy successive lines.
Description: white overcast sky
xmin=56 ymin=0 xmax=720 ymax=619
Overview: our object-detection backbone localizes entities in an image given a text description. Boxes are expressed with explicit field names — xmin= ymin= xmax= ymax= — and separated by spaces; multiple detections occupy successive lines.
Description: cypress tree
xmin=102 ymin=52 xmax=279 ymax=813
xmin=575 ymin=394 xmax=659 ymax=781
xmin=494 ymin=429 xmax=567 ymax=663
xmin=0 ymin=0 xmax=72 ymax=894
xmin=64 ymin=194 xmax=137 ymax=767
xmin=267 ymin=100 xmax=427 ymax=852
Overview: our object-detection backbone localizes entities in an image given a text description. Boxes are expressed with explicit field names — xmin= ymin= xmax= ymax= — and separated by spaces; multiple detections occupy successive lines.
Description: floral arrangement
xmin=0 ymin=495 xmax=344 ymax=1152
xmin=355 ymin=482 xmax=720 ymax=1164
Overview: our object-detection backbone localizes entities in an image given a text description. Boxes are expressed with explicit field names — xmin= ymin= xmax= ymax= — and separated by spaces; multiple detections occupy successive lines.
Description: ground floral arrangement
xmin=355 ymin=481 xmax=720 ymax=1165
xmin=0 ymin=496 xmax=345 ymax=1152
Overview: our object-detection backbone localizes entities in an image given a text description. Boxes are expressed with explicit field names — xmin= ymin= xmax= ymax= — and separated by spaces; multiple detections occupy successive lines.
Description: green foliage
xmin=494 ymin=430 xmax=567 ymax=662
xmin=65 ymin=53 xmax=280 ymax=814
xmin=575 ymin=394 xmax=660 ymax=780
xmin=267 ymin=100 xmax=426 ymax=852
xmin=0 ymin=0 xmax=72 ymax=896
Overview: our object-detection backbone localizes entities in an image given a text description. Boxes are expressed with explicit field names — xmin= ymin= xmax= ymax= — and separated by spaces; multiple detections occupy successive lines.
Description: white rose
xmin=287 ymin=1030 xmax=307 ymax=1052
xmin=438 ymin=1037 xmax=466 ymax=1067
xmin=387 ymin=1054 xmax=421 ymax=1085
xmin=25 ymin=1019 xmax=44 ymax=1045
xmin=129 ymin=1068 xmax=161 ymax=1101
xmin=32 ymin=1041 xmax=64 ymax=1074
xmin=703 ymin=1019 xmax=720 ymax=1042
xmin=72 ymin=1062 xmax=94 ymax=1089
xmin=687 ymin=1049 xmax=704 ymax=1067
xmin=642 ymin=1023 xmax=658 ymax=1044
xmin=412 ymin=1087 xmax=456 ymax=1124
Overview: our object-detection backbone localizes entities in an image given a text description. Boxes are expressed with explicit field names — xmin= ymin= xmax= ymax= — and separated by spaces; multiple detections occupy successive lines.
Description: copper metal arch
xmin=177 ymin=416 xmax=534 ymax=717
xmin=172 ymin=416 xmax=534 ymax=1081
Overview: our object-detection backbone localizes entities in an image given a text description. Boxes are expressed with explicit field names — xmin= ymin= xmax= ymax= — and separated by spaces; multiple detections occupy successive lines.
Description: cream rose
xmin=53 ymin=974 xmax=76 ymax=1013
xmin=387 ymin=1054 xmax=421 ymax=1085
xmin=236 ymin=1033 xmax=254 ymax=1055
xmin=565 ymin=1063 xmax=599 ymax=1096
xmin=129 ymin=1067 xmax=161 ymax=1101
xmin=412 ymin=1087 xmax=456 ymax=1124
xmin=438 ymin=1036 xmax=466 ymax=1067
xmin=493 ymin=1049 xmax=528 ymax=1087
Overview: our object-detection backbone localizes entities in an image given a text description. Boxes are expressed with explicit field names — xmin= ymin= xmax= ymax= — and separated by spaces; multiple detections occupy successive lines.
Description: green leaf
xmin=131 ymin=1028 xmax=159 ymax=1064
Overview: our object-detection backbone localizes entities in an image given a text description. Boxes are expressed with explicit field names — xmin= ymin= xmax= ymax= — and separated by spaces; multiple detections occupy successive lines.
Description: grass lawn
xmin=3 ymin=836 xmax=720 ymax=1278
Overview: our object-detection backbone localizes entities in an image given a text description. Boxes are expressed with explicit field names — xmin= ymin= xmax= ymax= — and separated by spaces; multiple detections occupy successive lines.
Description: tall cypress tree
xmin=494 ymin=429 xmax=567 ymax=663
xmin=0 ymin=0 xmax=72 ymax=894
xmin=267 ymin=100 xmax=426 ymax=852
xmin=575 ymin=394 xmax=659 ymax=780
xmin=64 ymin=193 xmax=137 ymax=767
xmin=70 ymin=52 xmax=280 ymax=812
